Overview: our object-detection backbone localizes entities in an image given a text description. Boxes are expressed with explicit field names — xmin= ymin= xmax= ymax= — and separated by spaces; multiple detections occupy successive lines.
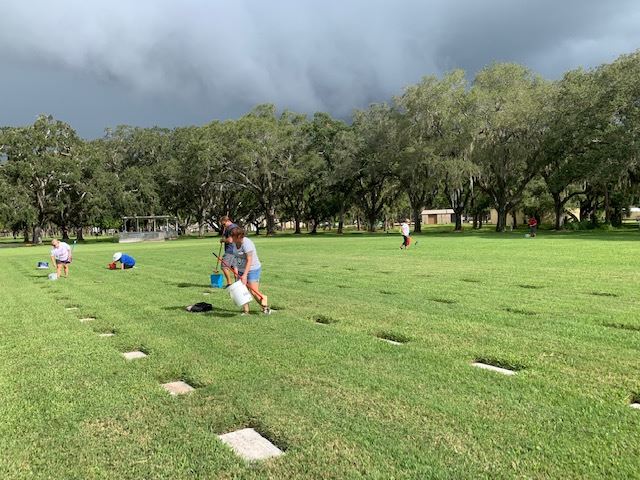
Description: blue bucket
xmin=210 ymin=273 xmax=224 ymax=288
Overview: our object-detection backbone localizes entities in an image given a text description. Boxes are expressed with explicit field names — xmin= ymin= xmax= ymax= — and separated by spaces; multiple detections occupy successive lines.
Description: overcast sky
xmin=1 ymin=0 xmax=639 ymax=138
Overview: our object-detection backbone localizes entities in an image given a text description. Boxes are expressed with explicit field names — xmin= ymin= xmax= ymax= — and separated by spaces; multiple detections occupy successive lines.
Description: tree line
xmin=1 ymin=51 xmax=639 ymax=243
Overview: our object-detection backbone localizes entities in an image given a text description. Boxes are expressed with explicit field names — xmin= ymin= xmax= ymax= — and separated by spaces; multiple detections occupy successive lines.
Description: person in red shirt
xmin=528 ymin=216 xmax=538 ymax=237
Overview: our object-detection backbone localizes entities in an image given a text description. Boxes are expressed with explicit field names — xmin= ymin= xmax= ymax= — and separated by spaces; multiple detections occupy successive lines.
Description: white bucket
xmin=48 ymin=273 xmax=58 ymax=281
xmin=228 ymin=280 xmax=253 ymax=306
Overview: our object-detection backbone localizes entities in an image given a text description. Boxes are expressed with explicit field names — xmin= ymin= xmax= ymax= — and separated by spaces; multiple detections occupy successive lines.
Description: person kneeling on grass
xmin=50 ymin=239 xmax=72 ymax=278
xmin=230 ymin=227 xmax=270 ymax=315
xmin=112 ymin=252 xmax=136 ymax=270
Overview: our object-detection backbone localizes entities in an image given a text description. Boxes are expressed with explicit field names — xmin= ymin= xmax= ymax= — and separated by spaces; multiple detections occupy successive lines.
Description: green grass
xmin=0 ymin=230 xmax=639 ymax=479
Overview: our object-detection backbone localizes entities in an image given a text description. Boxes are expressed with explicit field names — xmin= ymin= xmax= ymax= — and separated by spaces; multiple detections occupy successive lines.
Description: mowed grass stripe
xmin=0 ymin=232 xmax=639 ymax=478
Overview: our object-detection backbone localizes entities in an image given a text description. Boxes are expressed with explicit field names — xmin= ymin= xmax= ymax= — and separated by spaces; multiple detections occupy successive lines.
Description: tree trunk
xmin=479 ymin=216 xmax=483 ymax=229
xmin=511 ymin=210 xmax=517 ymax=230
xmin=356 ymin=216 xmax=360 ymax=231
xmin=367 ymin=211 xmax=377 ymax=232
xmin=337 ymin=206 xmax=345 ymax=234
xmin=265 ymin=202 xmax=276 ymax=235
xmin=454 ymin=209 xmax=463 ymax=231
xmin=552 ymin=192 xmax=563 ymax=230
xmin=413 ymin=208 xmax=422 ymax=233
xmin=473 ymin=214 xmax=479 ymax=229
xmin=310 ymin=220 xmax=318 ymax=234
xmin=61 ymin=226 xmax=70 ymax=241
xmin=76 ymin=228 xmax=84 ymax=241
xmin=294 ymin=217 xmax=301 ymax=234
xmin=495 ymin=207 xmax=507 ymax=232
xmin=612 ymin=207 xmax=623 ymax=227
xmin=23 ymin=227 xmax=30 ymax=243
xmin=33 ymin=226 xmax=43 ymax=244
xmin=603 ymin=185 xmax=611 ymax=224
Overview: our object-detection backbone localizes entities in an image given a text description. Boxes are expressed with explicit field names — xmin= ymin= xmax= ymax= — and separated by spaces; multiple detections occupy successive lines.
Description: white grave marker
xmin=98 ymin=333 xmax=115 ymax=337
xmin=630 ymin=403 xmax=640 ymax=410
xmin=122 ymin=351 xmax=147 ymax=361
xmin=162 ymin=381 xmax=195 ymax=396
xmin=218 ymin=428 xmax=283 ymax=462
xmin=472 ymin=362 xmax=516 ymax=376
xmin=79 ymin=317 xmax=96 ymax=323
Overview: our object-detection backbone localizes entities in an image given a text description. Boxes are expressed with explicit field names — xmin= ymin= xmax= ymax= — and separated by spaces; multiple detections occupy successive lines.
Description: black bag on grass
xmin=186 ymin=302 xmax=213 ymax=313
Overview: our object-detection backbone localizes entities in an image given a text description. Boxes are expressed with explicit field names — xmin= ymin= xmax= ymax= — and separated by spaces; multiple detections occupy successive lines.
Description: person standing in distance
xmin=528 ymin=216 xmax=538 ymax=238
xmin=219 ymin=216 xmax=238 ymax=288
xmin=50 ymin=239 xmax=72 ymax=278
xmin=400 ymin=219 xmax=411 ymax=249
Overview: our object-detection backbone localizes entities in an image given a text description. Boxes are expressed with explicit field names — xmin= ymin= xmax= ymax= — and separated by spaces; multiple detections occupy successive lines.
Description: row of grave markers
xmin=69 ymin=308 xmax=284 ymax=462
xmin=68 ymin=302 xmax=639 ymax=462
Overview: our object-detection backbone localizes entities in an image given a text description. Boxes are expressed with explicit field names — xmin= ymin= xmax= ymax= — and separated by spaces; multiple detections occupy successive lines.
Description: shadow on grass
xmin=174 ymin=282 xmax=209 ymax=289
xmin=162 ymin=305 xmax=238 ymax=318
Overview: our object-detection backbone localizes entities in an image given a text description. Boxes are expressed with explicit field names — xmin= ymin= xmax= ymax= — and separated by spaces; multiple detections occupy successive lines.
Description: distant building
xmin=421 ymin=209 xmax=455 ymax=225
xmin=625 ymin=207 xmax=640 ymax=221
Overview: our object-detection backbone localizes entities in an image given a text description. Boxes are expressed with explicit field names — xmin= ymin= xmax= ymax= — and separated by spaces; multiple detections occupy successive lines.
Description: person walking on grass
xmin=400 ymin=219 xmax=411 ymax=249
xmin=219 ymin=216 xmax=238 ymax=288
xmin=528 ymin=216 xmax=538 ymax=238
xmin=50 ymin=239 xmax=72 ymax=278
xmin=230 ymin=227 xmax=270 ymax=315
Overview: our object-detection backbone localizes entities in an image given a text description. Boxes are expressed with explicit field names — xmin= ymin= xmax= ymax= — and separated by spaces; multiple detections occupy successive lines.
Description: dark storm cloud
xmin=1 ymin=0 xmax=639 ymax=137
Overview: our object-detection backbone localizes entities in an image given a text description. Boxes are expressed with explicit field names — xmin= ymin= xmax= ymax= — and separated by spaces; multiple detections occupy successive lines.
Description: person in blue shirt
xmin=113 ymin=252 xmax=136 ymax=270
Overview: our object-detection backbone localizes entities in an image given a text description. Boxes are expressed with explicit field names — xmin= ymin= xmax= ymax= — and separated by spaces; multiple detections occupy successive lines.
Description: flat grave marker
xmin=122 ymin=351 xmax=147 ymax=361
xmin=218 ymin=428 xmax=284 ymax=462
xmin=630 ymin=403 xmax=640 ymax=410
xmin=162 ymin=381 xmax=195 ymax=396
xmin=472 ymin=362 xmax=516 ymax=376
xmin=379 ymin=338 xmax=403 ymax=346
xmin=79 ymin=317 xmax=96 ymax=323
xmin=98 ymin=333 xmax=115 ymax=337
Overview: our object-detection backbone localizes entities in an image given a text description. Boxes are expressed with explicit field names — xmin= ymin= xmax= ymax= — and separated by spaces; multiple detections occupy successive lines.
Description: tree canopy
xmin=2 ymin=51 xmax=640 ymax=239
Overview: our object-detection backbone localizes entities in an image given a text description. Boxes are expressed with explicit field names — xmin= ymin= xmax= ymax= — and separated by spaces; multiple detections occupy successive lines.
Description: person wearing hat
xmin=113 ymin=252 xmax=136 ymax=270
xmin=400 ymin=219 xmax=411 ymax=249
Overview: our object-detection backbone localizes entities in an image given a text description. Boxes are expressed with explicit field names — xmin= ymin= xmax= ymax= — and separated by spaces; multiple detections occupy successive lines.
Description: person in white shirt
xmin=400 ymin=219 xmax=411 ymax=250
xmin=50 ymin=239 xmax=72 ymax=278
xmin=230 ymin=227 xmax=270 ymax=315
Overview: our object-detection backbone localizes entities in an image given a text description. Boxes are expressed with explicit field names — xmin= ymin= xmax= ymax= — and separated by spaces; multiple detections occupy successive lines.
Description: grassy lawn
xmin=0 ymin=230 xmax=639 ymax=479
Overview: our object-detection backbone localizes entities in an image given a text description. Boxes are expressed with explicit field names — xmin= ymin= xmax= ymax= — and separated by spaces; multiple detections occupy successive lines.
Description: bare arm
xmin=241 ymin=253 xmax=253 ymax=283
